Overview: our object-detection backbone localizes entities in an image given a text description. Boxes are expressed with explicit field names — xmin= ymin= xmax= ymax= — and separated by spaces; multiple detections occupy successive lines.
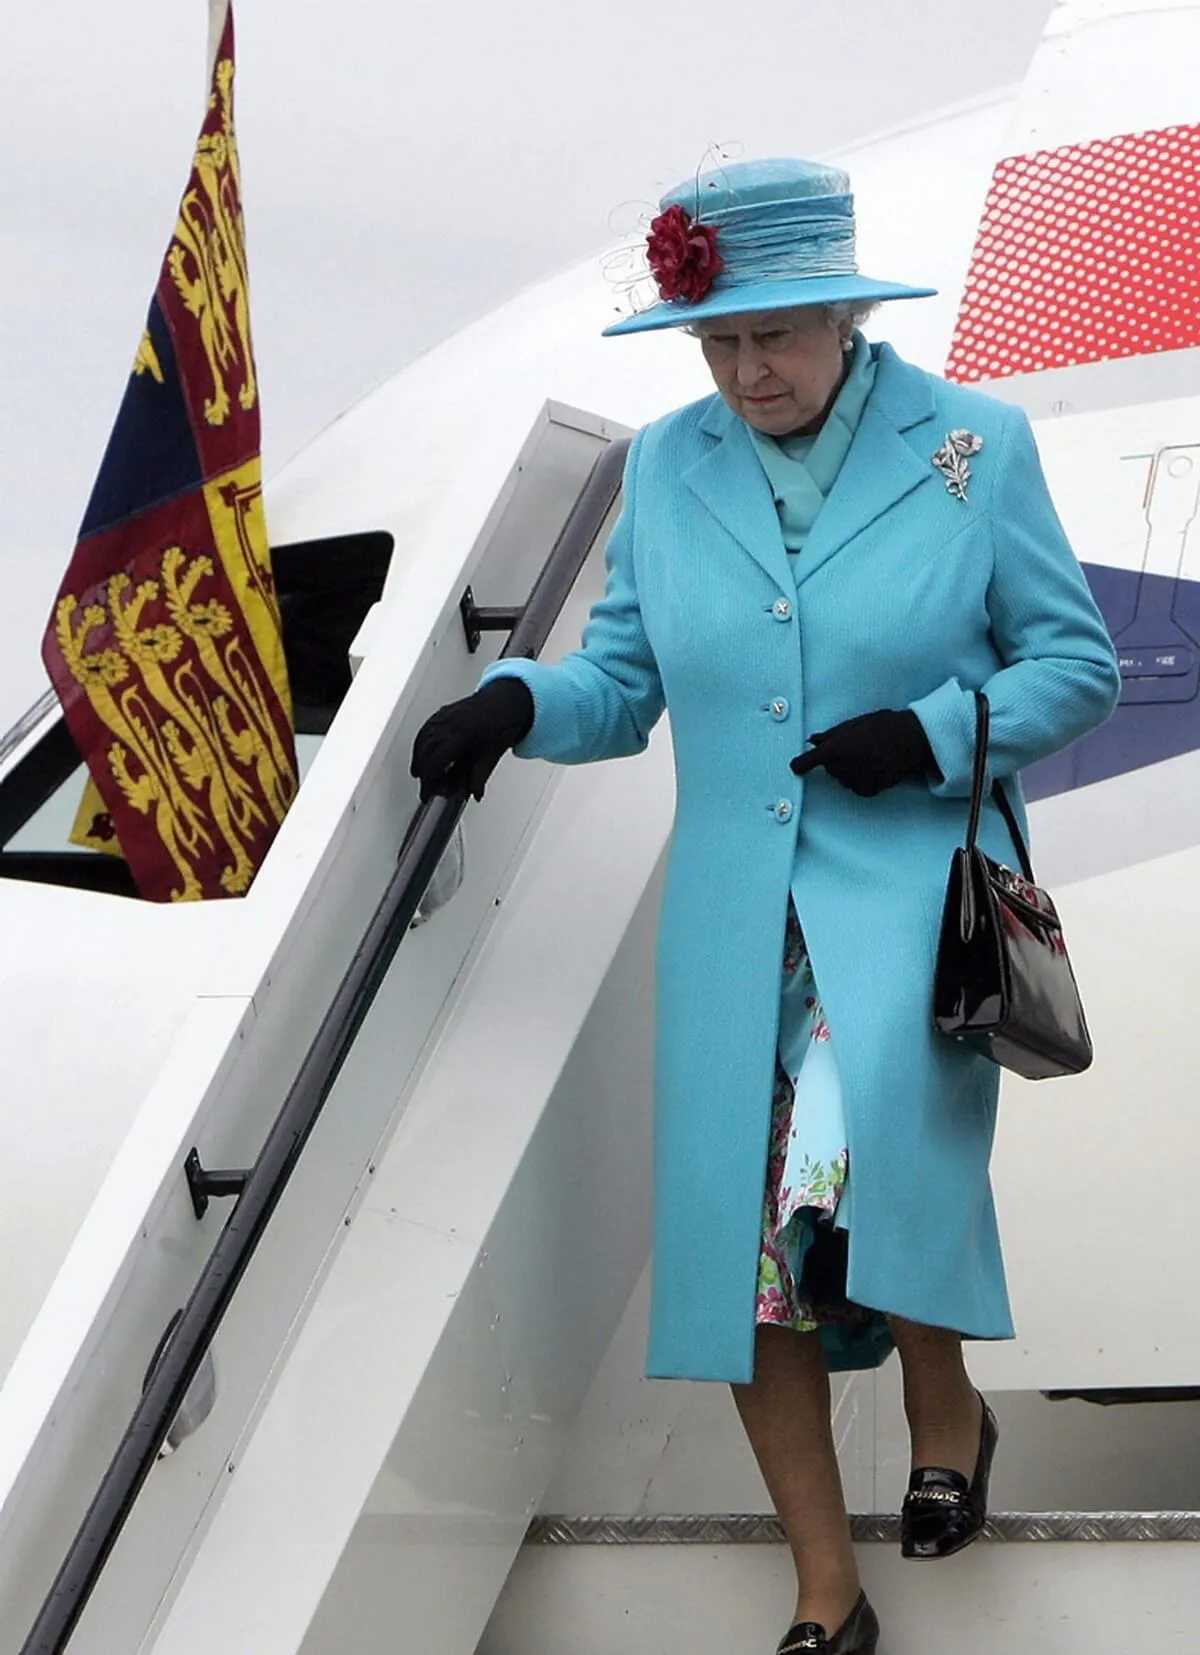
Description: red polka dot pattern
xmin=946 ymin=124 xmax=1200 ymax=383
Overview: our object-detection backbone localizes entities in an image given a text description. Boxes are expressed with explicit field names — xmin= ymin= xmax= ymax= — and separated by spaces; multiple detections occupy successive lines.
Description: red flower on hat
xmin=646 ymin=204 xmax=723 ymax=304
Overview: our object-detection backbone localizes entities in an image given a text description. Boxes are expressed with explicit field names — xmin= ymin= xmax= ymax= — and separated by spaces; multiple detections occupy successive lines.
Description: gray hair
xmin=825 ymin=301 xmax=879 ymax=329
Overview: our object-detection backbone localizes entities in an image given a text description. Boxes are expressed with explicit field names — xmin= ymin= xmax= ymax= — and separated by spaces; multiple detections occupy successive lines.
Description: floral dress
xmin=748 ymin=338 xmax=893 ymax=1363
xmin=755 ymin=903 xmax=852 ymax=1331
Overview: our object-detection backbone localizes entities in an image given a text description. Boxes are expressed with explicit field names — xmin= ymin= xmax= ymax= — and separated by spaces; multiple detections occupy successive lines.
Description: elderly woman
xmin=411 ymin=158 xmax=1120 ymax=1655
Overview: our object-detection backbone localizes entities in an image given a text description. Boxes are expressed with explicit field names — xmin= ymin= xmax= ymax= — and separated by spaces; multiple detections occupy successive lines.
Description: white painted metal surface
xmin=480 ymin=1538 xmax=1200 ymax=1654
xmin=151 ymin=767 xmax=672 ymax=1655
xmin=0 ymin=402 xmax=648 ymax=1649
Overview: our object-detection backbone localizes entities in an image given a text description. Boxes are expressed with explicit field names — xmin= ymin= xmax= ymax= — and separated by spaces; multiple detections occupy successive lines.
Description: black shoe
xmin=900 ymin=1392 xmax=999 ymax=1560
xmin=776 ymin=1591 xmax=880 ymax=1654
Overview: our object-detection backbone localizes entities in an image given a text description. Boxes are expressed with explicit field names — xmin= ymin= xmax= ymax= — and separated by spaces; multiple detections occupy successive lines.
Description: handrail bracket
xmin=184 ymin=1149 xmax=251 ymax=1221
xmin=459 ymin=586 xmax=522 ymax=654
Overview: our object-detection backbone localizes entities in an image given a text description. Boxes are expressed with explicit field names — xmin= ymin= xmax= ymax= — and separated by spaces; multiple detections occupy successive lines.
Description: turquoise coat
xmin=483 ymin=342 xmax=1120 ymax=1384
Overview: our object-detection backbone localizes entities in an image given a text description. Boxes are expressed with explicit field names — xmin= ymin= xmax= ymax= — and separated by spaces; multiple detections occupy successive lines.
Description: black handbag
xmin=933 ymin=691 xmax=1093 ymax=1079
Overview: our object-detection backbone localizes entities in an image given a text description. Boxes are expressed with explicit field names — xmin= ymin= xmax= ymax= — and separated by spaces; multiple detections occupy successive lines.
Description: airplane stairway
xmin=0 ymin=402 xmax=677 ymax=1654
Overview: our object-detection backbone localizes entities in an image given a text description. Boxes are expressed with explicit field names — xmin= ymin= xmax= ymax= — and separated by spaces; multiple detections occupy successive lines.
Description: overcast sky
xmin=0 ymin=0 xmax=1051 ymax=728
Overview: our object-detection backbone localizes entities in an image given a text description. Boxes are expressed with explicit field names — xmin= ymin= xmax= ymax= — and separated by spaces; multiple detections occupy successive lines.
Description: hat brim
xmin=602 ymin=274 xmax=936 ymax=337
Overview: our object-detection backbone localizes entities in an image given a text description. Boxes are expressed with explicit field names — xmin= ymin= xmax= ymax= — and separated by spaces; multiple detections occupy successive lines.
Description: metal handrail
xmin=19 ymin=436 xmax=629 ymax=1654
xmin=0 ymin=689 xmax=58 ymax=773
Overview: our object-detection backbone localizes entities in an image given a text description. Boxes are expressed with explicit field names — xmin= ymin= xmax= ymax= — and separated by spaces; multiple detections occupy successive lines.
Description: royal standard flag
xmin=42 ymin=3 xmax=297 ymax=902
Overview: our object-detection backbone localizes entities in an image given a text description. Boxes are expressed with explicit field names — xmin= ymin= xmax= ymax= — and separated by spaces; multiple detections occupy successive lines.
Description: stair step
xmin=480 ymin=1518 xmax=1200 ymax=1654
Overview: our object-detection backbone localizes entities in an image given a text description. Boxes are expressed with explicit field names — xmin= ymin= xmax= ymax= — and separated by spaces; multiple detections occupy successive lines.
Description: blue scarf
xmin=749 ymin=331 xmax=877 ymax=553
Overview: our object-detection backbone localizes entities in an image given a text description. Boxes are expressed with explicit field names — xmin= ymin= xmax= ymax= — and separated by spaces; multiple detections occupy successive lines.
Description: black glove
xmin=789 ymin=709 xmax=934 ymax=798
xmin=410 ymin=677 xmax=535 ymax=803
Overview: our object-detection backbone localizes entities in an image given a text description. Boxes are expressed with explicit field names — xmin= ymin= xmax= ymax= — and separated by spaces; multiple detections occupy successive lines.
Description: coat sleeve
xmin=478 ymin=429 xmax=666 ymax=764
xmin=908 ymin=405 xmax=1121 ymax=797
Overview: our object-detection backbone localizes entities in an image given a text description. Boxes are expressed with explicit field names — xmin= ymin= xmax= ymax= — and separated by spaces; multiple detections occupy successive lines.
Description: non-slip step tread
xmin=527 ymin=1512 xmax=1200 ymax=1544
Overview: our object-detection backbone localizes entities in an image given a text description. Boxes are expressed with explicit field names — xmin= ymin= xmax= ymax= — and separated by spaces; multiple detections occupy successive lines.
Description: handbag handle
xmin=966 ymin=690 xmax=1036 ymax=883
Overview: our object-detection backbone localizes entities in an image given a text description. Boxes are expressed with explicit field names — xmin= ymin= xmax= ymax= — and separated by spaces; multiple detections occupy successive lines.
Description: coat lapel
xmin=682 ymin=399 xmax=792 ymax=595
xmin=792 ymin=344 xmax=940 ymax=591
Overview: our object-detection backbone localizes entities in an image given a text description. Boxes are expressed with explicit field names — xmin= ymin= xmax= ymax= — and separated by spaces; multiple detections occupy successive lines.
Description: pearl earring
xmin=841 ymin=336 xmax=854 ymax=355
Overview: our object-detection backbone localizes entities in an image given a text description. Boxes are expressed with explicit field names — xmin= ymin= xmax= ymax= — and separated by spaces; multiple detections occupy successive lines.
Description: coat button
xmin=771 ymin=598 xmax=792 ymax=621
xmin=769 ymin=697 xmax=790 ymax=721
xmin=773 ymin=799 xmax=793 ymax=822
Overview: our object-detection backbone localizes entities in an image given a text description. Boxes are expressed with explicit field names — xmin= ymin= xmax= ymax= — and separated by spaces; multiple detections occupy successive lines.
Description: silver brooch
xmin=932 ymin=429 xmax=983 ymax=501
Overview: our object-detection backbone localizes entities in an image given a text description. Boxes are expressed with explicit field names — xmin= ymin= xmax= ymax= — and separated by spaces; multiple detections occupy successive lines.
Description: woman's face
xmin=696 ymin=306 xmax=852 ymax=436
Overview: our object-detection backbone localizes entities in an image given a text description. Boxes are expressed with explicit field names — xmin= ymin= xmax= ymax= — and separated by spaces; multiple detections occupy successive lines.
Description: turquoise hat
xmin=603 ymin=157 xmax=935 ymax=336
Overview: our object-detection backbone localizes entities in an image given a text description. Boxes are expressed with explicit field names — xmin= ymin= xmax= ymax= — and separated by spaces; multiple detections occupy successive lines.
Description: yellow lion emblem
xmin=166 ymin=56 xmax=256 ymax=427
